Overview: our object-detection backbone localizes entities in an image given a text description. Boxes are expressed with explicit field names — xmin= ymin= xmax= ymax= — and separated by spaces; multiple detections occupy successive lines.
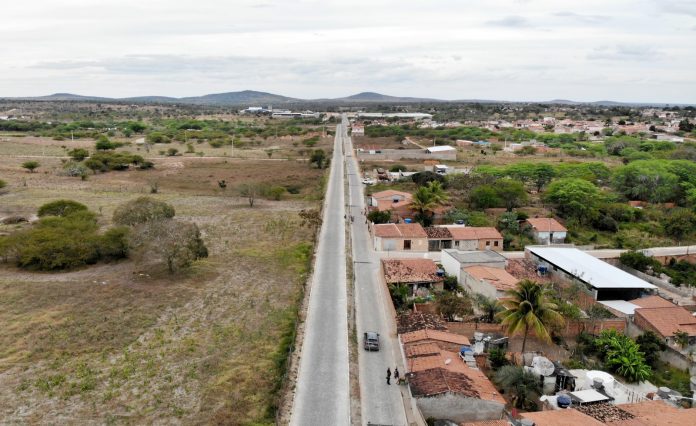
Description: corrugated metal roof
xmin=527 ymin=247 xmax=656 ymax=290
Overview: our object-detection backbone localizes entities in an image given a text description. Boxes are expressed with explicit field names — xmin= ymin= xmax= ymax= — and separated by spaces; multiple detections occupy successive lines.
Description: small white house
xmin=525 ymin=218 xmax=567 ymax=244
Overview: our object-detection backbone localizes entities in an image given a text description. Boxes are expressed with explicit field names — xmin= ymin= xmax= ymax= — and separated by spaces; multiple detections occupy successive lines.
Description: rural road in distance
xmin=345 ymin=120 xmax=409 ymax=426
xmin=290 ymin=118 xmax=350 ymax=425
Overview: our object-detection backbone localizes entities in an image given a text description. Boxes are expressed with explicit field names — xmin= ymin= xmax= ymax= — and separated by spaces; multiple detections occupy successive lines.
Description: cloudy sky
xmin=2 ymin=0 xmax=695 ymax=102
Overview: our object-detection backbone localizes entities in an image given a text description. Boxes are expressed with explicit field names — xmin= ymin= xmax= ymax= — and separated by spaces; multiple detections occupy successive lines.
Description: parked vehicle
xmin=363 ymin=331 xmax=380 ymax=351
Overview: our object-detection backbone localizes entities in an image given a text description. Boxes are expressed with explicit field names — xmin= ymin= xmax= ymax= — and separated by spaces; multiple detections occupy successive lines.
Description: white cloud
xmin=0 ymin=0 xmax=694 ymax=103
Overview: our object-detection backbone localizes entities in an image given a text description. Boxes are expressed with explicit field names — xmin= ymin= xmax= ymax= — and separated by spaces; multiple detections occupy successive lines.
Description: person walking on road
xmin=393 ymin=367 xmax=400 ymax=384
xmin=386 ymin=367 xmax=391 ymax=385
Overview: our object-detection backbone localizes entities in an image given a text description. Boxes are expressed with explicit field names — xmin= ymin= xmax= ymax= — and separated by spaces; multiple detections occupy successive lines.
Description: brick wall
xmin=446 ymin=319 xmax=626 ymax=340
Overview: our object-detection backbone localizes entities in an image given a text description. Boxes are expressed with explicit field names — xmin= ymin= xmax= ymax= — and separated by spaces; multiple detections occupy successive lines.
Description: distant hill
xmin=1 ymin=91 xmax=687 ymax=107
xmin=334 ymin=92 xmax=440 ymax=102
xmin=29 ymin=93 xmax=114 ymax=102
xmin=180 ymin=90 xmax=298 ymax=105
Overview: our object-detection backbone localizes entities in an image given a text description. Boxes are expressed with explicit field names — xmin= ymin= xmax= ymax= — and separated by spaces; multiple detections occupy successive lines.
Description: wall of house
xmin=454 ymin=239 xmax=478 ymax=251
xmin=534 ymin=231 xmax=567 ymax=244
xmin=374 ymin=236 xmax=428 ymax=252
xmin=416 ymin=393 xmax=504 ymax=423
xmin=477 ymin=239 xmax=503 ymax=251
xmin=357 ymin=149 xmax=457 ymax=161
xmin=441 ymin=251 xmax=463 ymax=282
xmin=461 ymin=272 xmax=498 ymax=300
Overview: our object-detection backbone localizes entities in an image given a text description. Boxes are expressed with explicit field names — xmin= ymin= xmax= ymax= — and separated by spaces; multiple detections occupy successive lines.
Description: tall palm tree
xmin=410 ymin=186 xmax=436 ymax=225
xmin=497 ymin=280 xmax=564 ymax=354
xmin=426 ymin=181 xmax=449 ymax=205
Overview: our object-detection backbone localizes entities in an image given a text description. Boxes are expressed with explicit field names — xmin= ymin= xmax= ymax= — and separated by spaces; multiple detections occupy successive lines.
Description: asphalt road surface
xmin=290 ymin=120 xmax=350 ymax=426
xmin=345 ymin=124 xmax=409 ymax=426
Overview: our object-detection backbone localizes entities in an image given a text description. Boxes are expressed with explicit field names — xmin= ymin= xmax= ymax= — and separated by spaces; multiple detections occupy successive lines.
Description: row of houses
xmin=372 ymin=220 xmax=567 ymax=253
xmin=397 ymin=316 xmax=507 ymax=423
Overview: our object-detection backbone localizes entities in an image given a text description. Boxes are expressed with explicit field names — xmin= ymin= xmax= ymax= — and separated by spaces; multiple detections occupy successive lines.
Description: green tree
xmin=612 ymin=160 xmax=680 ymax=203
xmin=21 ymin=160 xmax=40 ymax=173
xmin=544 ymin=178 xmax=603 ymax=223
xmin=130 ymin=219 xmax=208 ymax=274
xmin=367 ymin=210 xmax=391 ymax=224
xmin=530 ymin=164 xmax=556 ymax=192
xmin=494 ymin=178 xmax=527 ymax=211
xmin=112 ymin=197 xmax=175 ymax=226
xmin=475 ymin=294 xmax=502 ymax=323
xmin=436 ymin=291 xmax=473 ymax=321
xmin=469 ymin=185 xmax=501 ymax=209
xmin=498 ymin=211 xmax=520 ymax=234
xmin=498 ymin=280 xmax=563 ymax=353
xmin=673 ymin=330 xmax=690 ymax=349
xmin=84 ymin=158 xmax=104 ymax=174
xmin=494 ymin=365 xmax=541 ymax=410
xmin=411 ymin=171 xmax=444 ymax=187
xmin=426 ymin=180 xmax=449 ymax=205
xmin=594 ymin=329 xmax=651 ymax=382
xmin=662 ymin=208 xmax=696 ymax=241
xmin=636 ymin=331 xmax=666 ymax=368
xmin=310 ymin=149 xmax=326 ymax=169
xmin=68 ymin=148 xmax=89 ymax=161
xmin=95 ymin=135 xmax=115 ymax=150
xmin=410 ymin=186 xmax=437 ymax=226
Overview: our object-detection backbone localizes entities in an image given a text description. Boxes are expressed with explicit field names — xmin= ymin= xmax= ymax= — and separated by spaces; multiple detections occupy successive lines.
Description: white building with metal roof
xmin=526 ymin=247 xmax=656 ymax=301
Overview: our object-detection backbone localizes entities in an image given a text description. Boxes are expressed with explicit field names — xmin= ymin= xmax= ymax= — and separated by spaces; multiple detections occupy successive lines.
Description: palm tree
xmin=426 ymin=181 xmax=449 ymax=205
xmin=497 ymin=280 xmax=564 ymax=354
xmin=494 ymin=365 xmax=541 ymax=410
xmin=474 ymin=294 xmax=502 ymax=323
xmin=410 ymin=187 xmax=436 ymax=225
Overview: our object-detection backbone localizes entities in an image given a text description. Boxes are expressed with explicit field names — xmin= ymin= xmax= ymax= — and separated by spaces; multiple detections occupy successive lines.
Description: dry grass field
xmin=0 ymin=139 xmax=327 ymax=424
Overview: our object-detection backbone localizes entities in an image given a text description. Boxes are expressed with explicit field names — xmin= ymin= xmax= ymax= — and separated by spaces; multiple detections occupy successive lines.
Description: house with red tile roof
xmin=521 ymin=408 xmax=604 ymax=426
xmin=633 ymin=303 xmax=696 ymax=346
xmin=441 ymin=226 xmax=504 ymax=251
xmin=461 ymin=265 xmax=519 ymax=299
xmin=382 ymin=258 xmax=444 ymax=296
xmin=401 ymin=329 xmax=471 ymax=354
xmin=373 ymin=223 xmax=428 ymax=252
xmin=367 ymin=189 xmax=414 ymax=221
xmin=406 ymin=349 xmax=505 ymax=423
xmin=525 ymin=218 xmax=567 ymax=244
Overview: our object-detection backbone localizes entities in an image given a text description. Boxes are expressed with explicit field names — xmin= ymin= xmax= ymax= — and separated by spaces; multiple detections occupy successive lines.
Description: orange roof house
xmin=461 ymin=265 xmax=518 ymax=299
xmin=382 ymin=259 xmax=444 ymax=296
xmin=633 ymin=304 xmax=696 ymax=344
xmin=406 ymin=349 xmax=505 ymax=423
xmin=442 ymin=226 xmax=503 ymax=251
xmin=373 ymin=223 xmax=428 ymax=252
xmin=525 ymin=218 xmax=567 ymax=244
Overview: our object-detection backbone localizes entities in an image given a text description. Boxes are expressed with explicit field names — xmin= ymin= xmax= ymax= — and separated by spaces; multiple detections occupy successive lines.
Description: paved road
xmin=345 ymin=121 xmax=410 ymax=426
xmin=290 ymin=122 xmax=350 ymax=426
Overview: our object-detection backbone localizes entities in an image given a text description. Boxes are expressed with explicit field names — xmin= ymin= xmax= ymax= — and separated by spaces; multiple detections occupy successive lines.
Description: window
xmin=404 ymin=240 xmax=412 ymax=250
xmin=485 ymin=241 xmax=490 ymax=246
xmin=494 ymin=241 xmax=499 ymax=247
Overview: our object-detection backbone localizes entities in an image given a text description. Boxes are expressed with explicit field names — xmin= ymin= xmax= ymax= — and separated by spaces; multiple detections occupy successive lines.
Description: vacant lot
xmin=0 ymin=141 xmax=327 ymax=424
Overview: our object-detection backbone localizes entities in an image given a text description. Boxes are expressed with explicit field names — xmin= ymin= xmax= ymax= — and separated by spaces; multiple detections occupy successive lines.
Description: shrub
xmin=95 ymin=135 xmax=116 ymax=150
xmin=38 ymin=200 xmax=88 ymax=217
xmin=619 ymin=250 xmax=661 ymax=273
xmin=113 ymin=197 xmax=175 ymax=226
xmin=167 ymin=148 xmax=179 ymax=156
xmin=367 ymin=210 xmax=391 ymax=224
xmin=1 ymin=208 xmax=128 ymax=271
xmin=68 ymin=148 xmax=89 ymax=161
xmin=146 ymin=132 xmax=170 ymax=144
xmin=389 ymin=164 xmax=408 ymax=172
xmin=21 ymin=160 xmax=40 ymax=173
xmin=0 ymin=179 xmax=6 ymax=190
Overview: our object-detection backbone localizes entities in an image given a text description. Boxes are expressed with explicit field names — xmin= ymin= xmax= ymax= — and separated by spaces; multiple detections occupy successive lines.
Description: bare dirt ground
xmin=0 ymin=145 xmax=327 ymax=424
